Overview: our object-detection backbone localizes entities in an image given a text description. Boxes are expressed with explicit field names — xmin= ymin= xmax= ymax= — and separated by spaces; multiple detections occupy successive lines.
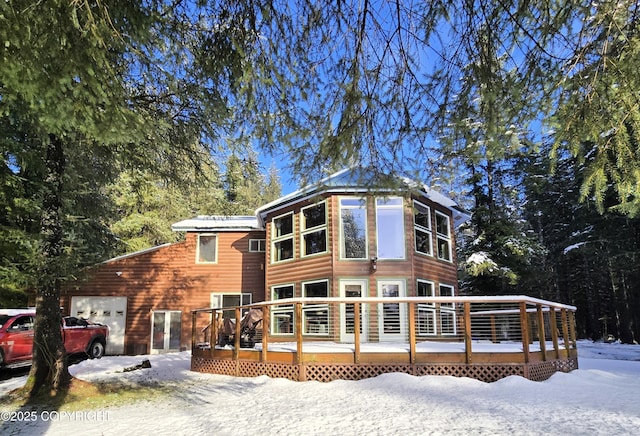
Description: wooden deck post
xmin=261 ymin=304 xmax=269 ymax=362
xmin=464 ymin=302 xmax=472 ymax=364
xmin=519 ymin=302 xmax=530 ymax=363
xmin=295 ymin=302 xmax=303 ymax=365
xmin=561 ymin=308 xmax=571 ymax=352
xmin=550 ymin=307 xmax=560 ymax=359
xmin=408 ymin=302 xmax=416 ymax=364
xmin=233 ymin=306 xmax=241 ymax=361
xmin=354 ymin=302 xmax=361 ymax=364
xmin=569 ymin=310 xmax=577 ymax=350
xmin=191 ymin=311 xmax=197 ymax=351
xmin=209 ymin=310 xmax=216 ymax=349
xmin=536 ymin=304 xmax=547 ymax=361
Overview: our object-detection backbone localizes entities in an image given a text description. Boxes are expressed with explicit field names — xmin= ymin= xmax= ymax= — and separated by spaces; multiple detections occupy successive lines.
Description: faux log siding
xmin=61 ymin=231 xmax=266 ymax=354
xmin=264 ymin=193 xmax=459 ymax=299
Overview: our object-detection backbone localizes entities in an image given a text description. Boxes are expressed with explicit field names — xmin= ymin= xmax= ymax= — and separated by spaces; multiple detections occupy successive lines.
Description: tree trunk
xmin=28 ymin=134 xmax=71 ymax=396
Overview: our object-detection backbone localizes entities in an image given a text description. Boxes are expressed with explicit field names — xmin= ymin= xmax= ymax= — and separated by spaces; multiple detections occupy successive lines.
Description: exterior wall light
xmin=370 ymin=257 xmax=378 ymax=272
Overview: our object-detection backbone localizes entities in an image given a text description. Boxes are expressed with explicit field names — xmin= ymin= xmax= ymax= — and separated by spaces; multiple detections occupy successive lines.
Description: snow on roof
xmin=171 ymin=215 xmax=262 ymax=232
xmin=256 ymin=166 xmax=471 ymax=227
xmin=102 ymin=243 xmax=174 ymax=264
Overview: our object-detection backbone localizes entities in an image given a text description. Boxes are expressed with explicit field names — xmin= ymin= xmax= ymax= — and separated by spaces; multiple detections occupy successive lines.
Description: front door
xmin=377 ymin=280 xmax=407 ymax=341
xmin=339 ymin=280 xmax=368 ymax=342
xmin=151 ymin=311 xmax=181 ymax=353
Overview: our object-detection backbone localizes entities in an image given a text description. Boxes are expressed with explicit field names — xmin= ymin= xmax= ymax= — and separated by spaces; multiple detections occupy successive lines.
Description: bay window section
xmin=302 ymin=280 xmax=329 ymax=335
xmin=376 ymin=197 xmax=405 ymax=259
xmin=340 ymin=198 xmax=367 ymax=259
xmin=414 ymin=201 xmax=432 ymax=256
xmin=416 ymin=280 xmax=436 ymax=335
xmin=439 ymin=284 xmax=456 ymax=335
xmin=272 ymin=213 xmax=294 ymax=263
xmin=301 ymin=202 xmax=327 ymax=257
xmin=435 ymin=211 xmax=452 ymax=261
xmin=271 ymin=284 xmax=294 ymax=335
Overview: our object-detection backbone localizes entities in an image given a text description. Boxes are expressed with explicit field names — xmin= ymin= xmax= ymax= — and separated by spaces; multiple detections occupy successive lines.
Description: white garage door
xmin=71 ymin=296 xmax=127 ymax=355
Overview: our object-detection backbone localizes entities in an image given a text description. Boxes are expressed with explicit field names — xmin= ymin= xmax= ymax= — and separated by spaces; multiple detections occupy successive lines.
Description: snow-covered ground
xmin=1 ymin=340 xmax=639 ymax=435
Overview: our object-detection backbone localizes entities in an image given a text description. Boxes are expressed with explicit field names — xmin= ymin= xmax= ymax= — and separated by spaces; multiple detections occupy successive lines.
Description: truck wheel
xmin=88 ymin=341 xmax=105 ymax=359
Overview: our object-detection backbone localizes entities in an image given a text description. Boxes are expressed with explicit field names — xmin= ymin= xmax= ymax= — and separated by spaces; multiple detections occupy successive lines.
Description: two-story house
xmin=61 ymin=167 xmax=470 ymax=355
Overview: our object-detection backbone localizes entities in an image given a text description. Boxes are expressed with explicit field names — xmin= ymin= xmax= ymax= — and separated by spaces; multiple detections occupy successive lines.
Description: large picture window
xmin=197 ymin=234 xmax=217 ymax=263
xmin=302 ymin=280 xmax=329 ymax=335
xmin=301 ymin=202 xmax=327 ymax=257
xmin=340 ymin=198 xmax=367 ymax=259
xmin=416 ymin=280 xmax=436 ymax=335
xmin=271 ymin=284 xmax=294 ymax=335
xmin=414 ymin=201 xmax=432 ymax=256
xmin=376 ymin=197 xmax=405 ymax=259
xmin=272 ymin=213 xmax=294 ymax=262
xmin=435 ymin=211 xmax=452 ymax=262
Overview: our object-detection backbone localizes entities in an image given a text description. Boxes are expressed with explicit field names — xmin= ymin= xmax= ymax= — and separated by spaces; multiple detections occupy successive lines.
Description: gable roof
xmin=256 ymin=167 xmax=471 ymax=228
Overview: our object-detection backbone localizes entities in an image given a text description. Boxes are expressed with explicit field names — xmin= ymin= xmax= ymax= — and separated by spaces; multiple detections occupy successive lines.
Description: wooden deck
xmin=190 ymin=296 xmax=578 ymax=382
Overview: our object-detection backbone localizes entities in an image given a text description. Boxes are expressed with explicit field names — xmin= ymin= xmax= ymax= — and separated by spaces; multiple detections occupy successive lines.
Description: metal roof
xmin=171 ymin=215 xmax=262 ymax=232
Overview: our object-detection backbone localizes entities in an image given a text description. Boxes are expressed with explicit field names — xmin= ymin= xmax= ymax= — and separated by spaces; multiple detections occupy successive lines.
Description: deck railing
xmin=191 ymin=295 xmax=578 ymax=367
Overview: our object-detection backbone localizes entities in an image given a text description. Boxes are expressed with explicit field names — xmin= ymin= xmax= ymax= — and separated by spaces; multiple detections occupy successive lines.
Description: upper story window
xmin=435 ymin=211 xmax=452 ymax=262
xmin=301 ymin=202 xmax=327 ymax=257
xmin=376 ymin=197 xmax=405 ymax=259
xmin=413 ymin=201 xmax=432 ymax=256
xmin=272 ymin=213 xmax=294 ymax=263
xmin=249 ymin=239 xmax=266 ymax=252
xmin=340 ymin=197 xmax=367 ymax=259
xmin=197 ymin=234 xmax=217 ymax=263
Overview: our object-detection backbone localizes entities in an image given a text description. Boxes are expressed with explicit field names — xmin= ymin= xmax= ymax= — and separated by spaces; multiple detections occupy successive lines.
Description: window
xmin=211 ymin=293 xmax=253 ymax=319
xmin=340 ymin=198 xmax=367 ymax=259
xmin=301 ymin=202 xmax=327 ymax=257
xmin=302 ymin=280 xmax=329 ymax=335
xmin=439 ymin=284 xmax=456 ymax=335
xmin=249 ymin=239 xmax=266 ymax=252
xmin=376 ymin=197 xmax=405 ymax=259
xmin=9 ymin=316 xmax=34 ymax=331
xmin=197 ymin=234 xmax=217 ymax=263
xmin=435 ymin=211 xmax=452 ymax=261
xmin=272 ymin=213 xmax=294 ymax=262
xmin=271 ymin=284 xmax=294 ymax=335
xmin=416 ymin=280 xmax=436 ymax=335
xmin=414 ymin=201 xmax=432 ymax=256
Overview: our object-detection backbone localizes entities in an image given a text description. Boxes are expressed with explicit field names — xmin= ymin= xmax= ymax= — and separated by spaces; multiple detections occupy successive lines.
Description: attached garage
xmin=71 ymin=296 xmax=127 ymax=355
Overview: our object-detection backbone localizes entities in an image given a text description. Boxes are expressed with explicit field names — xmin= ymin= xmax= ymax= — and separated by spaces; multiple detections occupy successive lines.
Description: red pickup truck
xmin=0 ymin=311 xmax=109 ymax=369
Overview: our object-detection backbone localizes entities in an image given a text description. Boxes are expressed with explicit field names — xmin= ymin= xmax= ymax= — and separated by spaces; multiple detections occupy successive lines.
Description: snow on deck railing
xmin=191 ymin=295 xmax=577 ymax=365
